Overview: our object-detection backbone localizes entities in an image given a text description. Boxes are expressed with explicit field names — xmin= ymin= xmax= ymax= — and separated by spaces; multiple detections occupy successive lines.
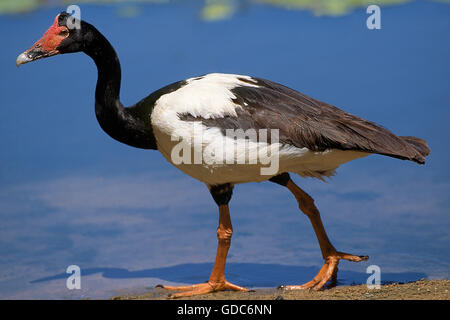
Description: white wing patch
xmin=155 ymin=73 xmax=258 ymax=120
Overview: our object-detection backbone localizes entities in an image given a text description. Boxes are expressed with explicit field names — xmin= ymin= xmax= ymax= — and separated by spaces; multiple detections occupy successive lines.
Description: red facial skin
xmin=27 ymin=14 xmax=69 ymax=55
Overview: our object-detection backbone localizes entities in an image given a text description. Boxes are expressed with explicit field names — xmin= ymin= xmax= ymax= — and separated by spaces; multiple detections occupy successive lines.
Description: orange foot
xmin=279 ymin=251 xmax=369 ymax=291
xmin=156 ymin=281 xmax=248 ymax=299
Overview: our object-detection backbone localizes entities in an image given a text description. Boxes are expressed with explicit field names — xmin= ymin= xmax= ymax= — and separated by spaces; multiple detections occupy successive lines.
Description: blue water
xmin=0 ymin=1 xmax=449 ymax=299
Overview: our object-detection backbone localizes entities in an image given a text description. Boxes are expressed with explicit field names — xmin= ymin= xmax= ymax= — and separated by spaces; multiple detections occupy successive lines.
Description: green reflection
xmin=254 ymin=0 xmax=411 ymax=16
xmin=0 ymin=0 xmax=40 ymax=14
xmin=202 ymin=0 xmax=236 ymax=21
xmin=0 ymin=0 xmax=448 ymax=19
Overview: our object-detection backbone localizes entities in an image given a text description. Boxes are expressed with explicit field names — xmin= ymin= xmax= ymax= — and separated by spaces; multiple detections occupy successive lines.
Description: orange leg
xmin=279 ymin=179 xmax=368 ymax=290
xmin=158 ymin=204 xmax=248 ymax=298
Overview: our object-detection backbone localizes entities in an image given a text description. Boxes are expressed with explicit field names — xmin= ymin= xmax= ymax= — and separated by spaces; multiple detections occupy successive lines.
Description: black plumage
xmin=180 ymin=77 xmax=429 ymax=164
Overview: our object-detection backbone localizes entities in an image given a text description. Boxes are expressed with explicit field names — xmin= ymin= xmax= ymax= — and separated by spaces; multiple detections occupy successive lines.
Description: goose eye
xmin=59 ymin=29 xmax=69 ymax=36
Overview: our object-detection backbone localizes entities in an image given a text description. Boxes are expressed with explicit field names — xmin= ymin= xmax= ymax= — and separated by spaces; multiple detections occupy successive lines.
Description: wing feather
xmin=180 ymin=76 xmax=429 ymax=164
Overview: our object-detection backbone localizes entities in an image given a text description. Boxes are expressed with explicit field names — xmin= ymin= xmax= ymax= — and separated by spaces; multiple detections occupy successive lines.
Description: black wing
xmin=181 ymin=77 xmax=429 ymax=164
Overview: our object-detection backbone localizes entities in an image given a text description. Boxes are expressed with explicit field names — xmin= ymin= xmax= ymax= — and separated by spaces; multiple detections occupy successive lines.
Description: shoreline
xmin=112 ymin=279 xmax=449 ymax=300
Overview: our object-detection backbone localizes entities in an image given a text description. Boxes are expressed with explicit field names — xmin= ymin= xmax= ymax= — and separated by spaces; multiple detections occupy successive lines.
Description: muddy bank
xmin=113 ymin=279 xmax=449 ymax=300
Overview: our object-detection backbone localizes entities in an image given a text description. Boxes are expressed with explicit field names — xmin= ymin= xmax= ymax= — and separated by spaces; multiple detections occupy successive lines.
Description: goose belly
xmin=152 ymin=122 xmax=369 ymax=185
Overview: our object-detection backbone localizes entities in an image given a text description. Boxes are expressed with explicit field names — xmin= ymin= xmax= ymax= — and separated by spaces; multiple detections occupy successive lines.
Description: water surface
xmin=0 ymin=0 xmax=449 ymax=299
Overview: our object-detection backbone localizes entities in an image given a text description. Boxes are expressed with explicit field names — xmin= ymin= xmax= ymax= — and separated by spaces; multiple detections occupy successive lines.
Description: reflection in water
xmin=1 ymin=0 xmax=448 ymax=19
xmin=31 ymin=263 xmax=426 ymax=287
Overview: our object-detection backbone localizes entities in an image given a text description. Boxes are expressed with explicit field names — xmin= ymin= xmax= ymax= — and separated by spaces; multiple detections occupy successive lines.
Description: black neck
xmin=83 ymin=25 xmax=157 ymax=150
